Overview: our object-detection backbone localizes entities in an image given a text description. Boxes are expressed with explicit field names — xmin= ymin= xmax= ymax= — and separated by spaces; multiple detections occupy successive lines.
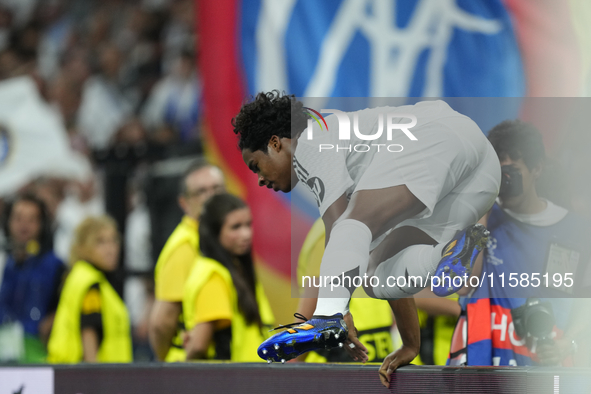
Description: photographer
xmin=449 ymin=120 xmax=591 ymax=367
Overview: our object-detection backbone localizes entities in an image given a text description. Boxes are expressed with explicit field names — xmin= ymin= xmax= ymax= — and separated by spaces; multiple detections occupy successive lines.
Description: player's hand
xmin=343 ymin=312 xmax=368 ymax=362
xmin=379 ymin=345 xmax=418 ymax=388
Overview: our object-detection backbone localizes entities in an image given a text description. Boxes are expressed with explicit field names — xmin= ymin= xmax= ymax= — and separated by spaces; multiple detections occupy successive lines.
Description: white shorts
xmin=356 ymin=115 xmax=501 ymax=245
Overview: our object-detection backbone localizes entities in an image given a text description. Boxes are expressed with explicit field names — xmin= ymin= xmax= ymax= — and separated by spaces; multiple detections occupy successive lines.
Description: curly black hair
xmin=231 ymin=90 xmax=308 ymax=152
xmin=488 ymin=120 xmax=546 ymax=170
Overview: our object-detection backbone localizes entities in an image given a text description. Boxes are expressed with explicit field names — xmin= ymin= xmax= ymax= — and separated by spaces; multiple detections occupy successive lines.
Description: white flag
xmin=0 ymin=77 xmax=90 ymax=196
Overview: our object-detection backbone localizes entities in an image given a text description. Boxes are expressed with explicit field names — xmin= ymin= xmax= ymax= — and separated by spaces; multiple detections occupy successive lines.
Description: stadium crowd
xmin=0 ymin=0 xmax=590 ymax=371
xmin=0 ymin=0 xmax=200 ymax=362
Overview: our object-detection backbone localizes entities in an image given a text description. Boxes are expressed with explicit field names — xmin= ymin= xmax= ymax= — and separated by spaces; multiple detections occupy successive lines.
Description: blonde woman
xmin=47 ymin=216 xmax=132 ymax=363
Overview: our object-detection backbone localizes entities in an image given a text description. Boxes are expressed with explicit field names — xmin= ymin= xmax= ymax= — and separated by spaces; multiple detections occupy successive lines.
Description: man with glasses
xmin=149 ymin=159 xmax=225 ymax=361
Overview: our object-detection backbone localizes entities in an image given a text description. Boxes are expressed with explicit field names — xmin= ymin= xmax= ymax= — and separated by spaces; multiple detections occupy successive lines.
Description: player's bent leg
xmin=313 ymin=186 xmax=425 ymax=313
xmin=369 ymin=242 xmax=446 ymax=299
xmin=264 ymin=220 xmax=371 ymax=363
xmin=369 ymin=142 xmax=500 ymax=299
xmin=315 ymin=218 xmax=372 ymax=315
xmin=366 ymin=224 xmax=489 ymax=300
xmin=275 ymin=186 xmax=427 ymax=361
xmin=363 ymin=226 xmax=436 ymax=298
xmin=422 ymin=145 xmax=498 ymax=296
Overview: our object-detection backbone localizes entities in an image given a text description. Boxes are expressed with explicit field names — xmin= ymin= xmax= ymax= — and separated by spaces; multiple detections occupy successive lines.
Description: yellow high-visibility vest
xmin=183 ymin=255 xmax=274 ymax=361
xmin=47 ymin=260 xmax=132 ymax=363
xmin=154 ymin=216 xmax=199 ymax=362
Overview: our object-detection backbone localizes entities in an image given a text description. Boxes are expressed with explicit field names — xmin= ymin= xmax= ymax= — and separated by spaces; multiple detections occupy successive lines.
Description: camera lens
xmin=499 ymin=165 xmax=523 ymax=197
xmin=525 ymin=306 xmax=554 ymax=338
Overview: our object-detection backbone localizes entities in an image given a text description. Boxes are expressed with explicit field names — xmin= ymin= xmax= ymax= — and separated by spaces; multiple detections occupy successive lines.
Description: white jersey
xmin=293 ymin=100 xmax=466 ymax=216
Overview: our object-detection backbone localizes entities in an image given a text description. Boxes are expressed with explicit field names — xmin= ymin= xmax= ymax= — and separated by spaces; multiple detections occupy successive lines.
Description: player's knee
xmin=334 ymin=211 xmax=379 ymax=237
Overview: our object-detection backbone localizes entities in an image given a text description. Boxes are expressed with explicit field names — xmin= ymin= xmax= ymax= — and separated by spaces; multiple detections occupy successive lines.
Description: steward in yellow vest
xmin=298 ymin=219 xmax=394 ymax=363
xmin=182 ymin=193 xmax=274 ymax=361
xmin=183 ymin=255 xmax=274 ymax=361
xmin=47 ymin=260 xmax=132 ymax=363
xmin=149 ymin=159 xmax=225 ymax=362
xmin=153 ymin=216 xmax=199 ymax=362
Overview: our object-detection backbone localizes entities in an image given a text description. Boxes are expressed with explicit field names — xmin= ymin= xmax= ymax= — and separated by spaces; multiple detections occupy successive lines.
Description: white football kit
xmin=294 ymin=100 xmax=501 ymax=245
xmin=294 ymin=100 xmax=501 ymax=303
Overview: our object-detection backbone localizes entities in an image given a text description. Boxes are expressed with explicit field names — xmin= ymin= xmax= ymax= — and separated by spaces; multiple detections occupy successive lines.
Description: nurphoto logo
xmin=304 ymin=108 xmax=418 ymax=153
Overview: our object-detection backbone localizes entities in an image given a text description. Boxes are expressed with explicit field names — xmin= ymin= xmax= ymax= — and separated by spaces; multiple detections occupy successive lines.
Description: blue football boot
xmin=258 ymin=313 xmax=348 ymax=363
xmin=432 ymin=223 xmax=489 ymax=297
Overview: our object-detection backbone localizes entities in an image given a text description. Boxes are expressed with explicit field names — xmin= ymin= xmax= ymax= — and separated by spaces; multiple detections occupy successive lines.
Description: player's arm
xmin=149 ymin=300 xmax=182 ymax=361
xmin=379 ymin=298 xmax=421 ymax=388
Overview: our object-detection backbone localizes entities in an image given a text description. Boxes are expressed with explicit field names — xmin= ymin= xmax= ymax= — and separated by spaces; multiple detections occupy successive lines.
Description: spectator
xmin=53 ymin=175 xmax=104 ymax=264
xmin=141 ymin=49 xmax=201 ymax=142
xmin=59 ymin=47 xmax=91 ymax=88
xmin=0 ymin=199 xmax=6 ymax=283
xmin=46 ymin=72 xmax=82 ymax=131
xmin=124 ymin=178 xmax=154 ymax=361
xmin=47 ymin=215 xmax=132 ymax=363
xmin=183 ymin=193 xmax=274 ymax=361
xmin=148 ymin=158 xmax=224 ymax=361
xmin=28 ymin=177 xmax=65 ymax=222
xmin=160 ymin=0 xmax=194 ymax=74
xmin=0 ymin=6 xmax=13 ymax=52
xmin=113 ymin=116 xmax=148 ymax=146
xmin=36 ymin=0 xmax=73 ymax=80
xmin=77 ymin=42 xmax=137 ymax=150
xmin=449 ymin=120 xmax=591 ymax=367
xmin=0 ymin=193 xmax=65 ymax=363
